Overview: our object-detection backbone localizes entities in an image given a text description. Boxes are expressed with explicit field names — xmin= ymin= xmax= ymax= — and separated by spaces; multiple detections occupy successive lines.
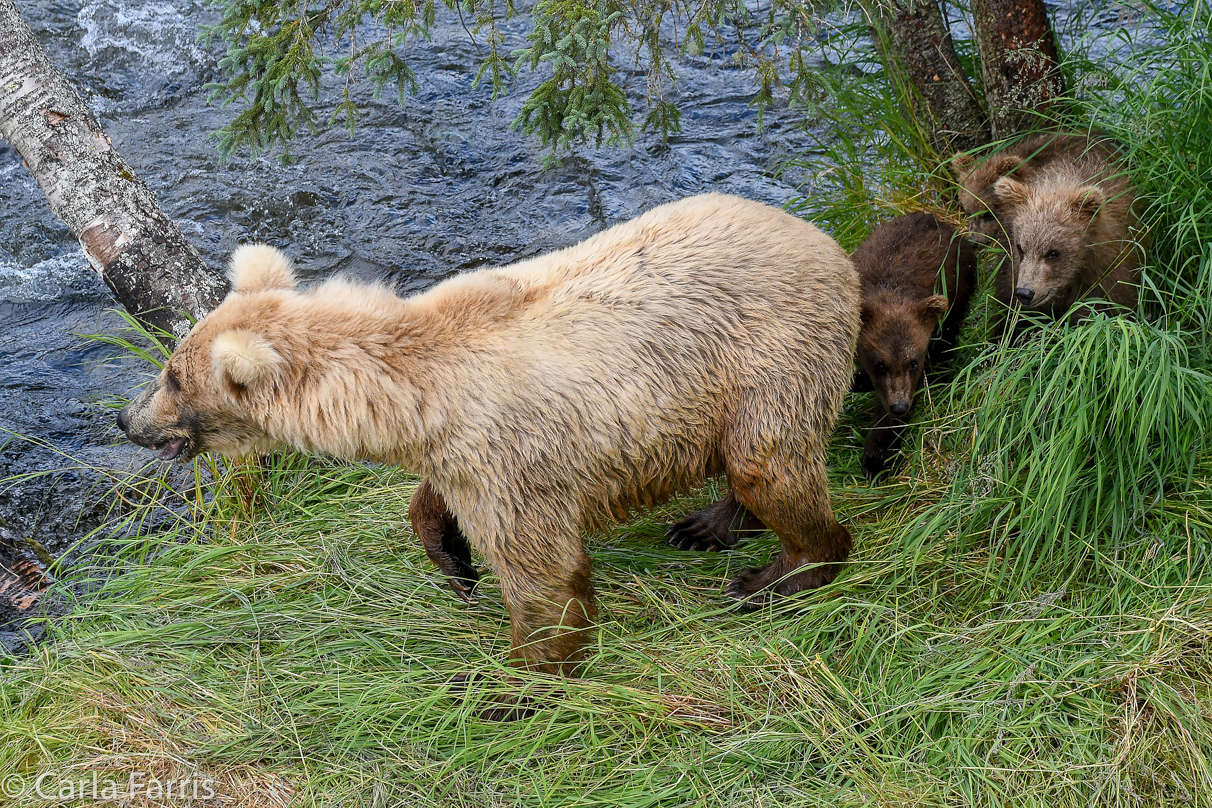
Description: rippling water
xmin=0 ymin=0 xmax=1159 ymax=648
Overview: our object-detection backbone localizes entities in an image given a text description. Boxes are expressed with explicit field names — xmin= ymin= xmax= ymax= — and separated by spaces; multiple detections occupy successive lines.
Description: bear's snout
xmin=889 ymin=400 xmax=911 ymax=417
xmin=116 ymin=405 xmax=130 ymax=434
xmin=1015 ymin=286 xmax=1036 ymax=304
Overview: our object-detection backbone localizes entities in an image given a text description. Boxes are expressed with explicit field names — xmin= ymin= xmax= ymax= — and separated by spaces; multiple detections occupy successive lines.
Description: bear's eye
xmin=1014 ymin=243 xmax=1025 ymax=257
xmin=164 ymin=370 xmax=181 ymax=394
xmin=873 ymin=362 xmax=888 ymax=375
xmin=978 ymin=211 xmax=995 ymax=222
xmin=1045 ymin=249 xmax=1060 ymax=260
xmin=908 ymin=359 xmax=920 ymax=370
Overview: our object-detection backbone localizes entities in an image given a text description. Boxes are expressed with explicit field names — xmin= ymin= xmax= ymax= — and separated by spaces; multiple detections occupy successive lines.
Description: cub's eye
xmin=908 ymin=359 xmax=920 ymax=370
xmin=1015 ymin=243 xmax=1025 ymax=256
xmin=164 ymin=370 xmax=181 ymax=394
xmin=1045 ymin=249 xmax=1060 ymax=260
xmin=873 ymin=362 xmax=888 ymax=375
xmin=978 ymin=211 xmax=995 ymax=222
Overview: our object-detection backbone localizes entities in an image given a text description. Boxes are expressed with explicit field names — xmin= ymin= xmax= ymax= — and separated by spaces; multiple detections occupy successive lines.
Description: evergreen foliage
xmin=202 ymin=0 xmax=833 ymax=157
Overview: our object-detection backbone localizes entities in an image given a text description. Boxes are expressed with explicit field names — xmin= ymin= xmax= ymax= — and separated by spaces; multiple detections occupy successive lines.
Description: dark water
xmin=0 ymin=0 xmax=1159 ymax=649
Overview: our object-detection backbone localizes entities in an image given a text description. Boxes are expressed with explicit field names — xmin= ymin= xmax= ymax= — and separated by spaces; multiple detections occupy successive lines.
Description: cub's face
xmin=117 ymin=245 xmax=296 ymax=462
xmin=994 ymin=177 xmax=1104 ymax=315
xmin=857 ymin=293 xmax=948 ymax=419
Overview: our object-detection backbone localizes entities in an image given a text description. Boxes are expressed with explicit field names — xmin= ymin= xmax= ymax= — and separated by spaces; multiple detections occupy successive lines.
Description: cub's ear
xmin=212 ymin=329 xmax=281 ymax=387
xmin=1069 ymin=185 xmax=1107 ymax=221
xmin=949 ymin=151 xmax=976 ymax=178
xmin=229 ymin=244 xmax=297 ymax=293
xmin=987 ymin=153 xmax=1027 ymax=179
xmin=919 ymin=294 xmax=950 ymax=323
xmin=993 ymin=176 xmax=1031 ymax=211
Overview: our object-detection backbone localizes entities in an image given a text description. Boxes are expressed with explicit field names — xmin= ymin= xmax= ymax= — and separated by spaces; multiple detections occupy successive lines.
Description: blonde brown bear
xmin=117 ymin=194 xmax=861 ymax=676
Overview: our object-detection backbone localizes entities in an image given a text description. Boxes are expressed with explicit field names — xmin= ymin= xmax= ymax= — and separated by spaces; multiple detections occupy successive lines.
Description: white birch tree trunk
xmin=0 ymin=0 xmax=225 ymax=338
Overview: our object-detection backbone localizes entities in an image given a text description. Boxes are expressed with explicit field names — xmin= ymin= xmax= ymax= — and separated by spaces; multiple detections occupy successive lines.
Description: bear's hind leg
xmin=409 ymin=479 xmax=480 ymax=602
xmin=666 ymin=491 xmax=767 ymax=552
xmin=724 ymin=453 xmax=851 ymax=610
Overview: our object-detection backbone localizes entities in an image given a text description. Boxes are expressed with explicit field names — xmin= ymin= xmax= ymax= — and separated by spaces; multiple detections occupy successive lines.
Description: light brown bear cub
xmin=950 ymin=133 xmax=1112 ymax=245
xmin=950 ymin=133 xmax=1138 ymax=322
xmin=118 ymin=194 xmax=861 ymax=676
xmin=666 ymin=213 xmax=975 ymax=551
xmin=993 ymin=153 xmax=1141 ymax=319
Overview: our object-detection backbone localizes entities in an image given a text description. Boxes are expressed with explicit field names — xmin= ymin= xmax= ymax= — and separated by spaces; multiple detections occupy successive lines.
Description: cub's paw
xmin=861 ymin=448 xmax=893 ymax=482
xmin=666 ymin=509 xmax=734 ymax=552
xmin=725 ymin=559 xmax=843 ymax=611
xmin=425 ymin=527 xmax=480 ymax=604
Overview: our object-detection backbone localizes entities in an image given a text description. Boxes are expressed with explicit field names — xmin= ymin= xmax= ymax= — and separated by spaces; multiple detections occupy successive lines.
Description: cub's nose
xmin=889 ymin=400 xmax=910 ymax=417
xmin=116 ymin=405 xmax=130 ymax=433
xmin=1015 ymin=286 xmax=1035 ymax=304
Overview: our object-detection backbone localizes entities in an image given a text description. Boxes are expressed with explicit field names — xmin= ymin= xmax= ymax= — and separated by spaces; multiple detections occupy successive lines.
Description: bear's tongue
xmin=157 ymin=437 xmax=187 ymax=460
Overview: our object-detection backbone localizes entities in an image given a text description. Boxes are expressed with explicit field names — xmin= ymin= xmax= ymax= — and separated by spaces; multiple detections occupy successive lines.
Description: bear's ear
xmin=212 ymin=329 xmax=282 ymax=387
xmin=919 ymin=294 xmax=950 ymax=323
xmin=950 ymin=151 xmax=976 ymax=179
xmin=229 ymin=244 xmax=297 ymax=294
xmin=993 ymin=176 xmax=1031 ymax=211
xmin=1068 ymin=185 xmax=1107 ymax=221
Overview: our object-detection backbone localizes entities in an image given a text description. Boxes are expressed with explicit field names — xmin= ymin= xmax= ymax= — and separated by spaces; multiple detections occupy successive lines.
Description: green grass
xmin=3 ymin=2 xmax=1212 ymax=806
xmin=1 ymin=450 xmax=1210 ymax=806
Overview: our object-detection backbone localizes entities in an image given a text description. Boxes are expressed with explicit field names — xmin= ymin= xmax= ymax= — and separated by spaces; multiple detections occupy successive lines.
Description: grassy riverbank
xmin=3 ymin=3 xmax=1212 ymax=806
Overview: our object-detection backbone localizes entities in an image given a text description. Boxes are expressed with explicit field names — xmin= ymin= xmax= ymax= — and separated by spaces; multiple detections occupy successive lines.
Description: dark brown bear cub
xmin=666 ymin=213 xmax=976 ymax=551
xmin=852 ymin=213 xmax=976 ymax=480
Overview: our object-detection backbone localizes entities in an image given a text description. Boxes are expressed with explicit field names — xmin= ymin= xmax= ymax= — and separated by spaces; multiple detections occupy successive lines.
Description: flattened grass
xmin=2 ymin=448 xmax=1211 ymax=806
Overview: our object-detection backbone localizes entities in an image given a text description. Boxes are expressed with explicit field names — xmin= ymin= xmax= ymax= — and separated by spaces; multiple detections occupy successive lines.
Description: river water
xmin=0 ymin=0 xmax=1157 ymax=650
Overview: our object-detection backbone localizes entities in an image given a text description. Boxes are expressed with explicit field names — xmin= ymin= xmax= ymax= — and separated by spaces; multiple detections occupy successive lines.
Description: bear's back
xmin=411 ymin=194 xmax=859 ymax=384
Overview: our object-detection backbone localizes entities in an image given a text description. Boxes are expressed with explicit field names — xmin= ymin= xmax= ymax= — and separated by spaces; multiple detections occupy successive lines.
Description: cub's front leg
xmin=862 ymin=410 xmax=908 ymax=482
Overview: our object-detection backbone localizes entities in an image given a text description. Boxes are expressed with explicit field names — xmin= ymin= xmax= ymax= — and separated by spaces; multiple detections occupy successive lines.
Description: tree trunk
xmin=0 ymin=0 xmax=225 ymax=338
xmin=970 ymin=0 xmax=1065 ymax=138
xmin=867 ymin=0 xmax=990 ymax=154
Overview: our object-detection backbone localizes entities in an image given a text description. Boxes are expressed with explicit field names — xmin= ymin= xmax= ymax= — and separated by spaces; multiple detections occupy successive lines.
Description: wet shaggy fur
xmin=667 ymin=214 xmax=975 ymax=550
xmin=118 ymin=194 xmax=861 ymax=676
xmin=994 ymin=151 xmax=1142 ymax=320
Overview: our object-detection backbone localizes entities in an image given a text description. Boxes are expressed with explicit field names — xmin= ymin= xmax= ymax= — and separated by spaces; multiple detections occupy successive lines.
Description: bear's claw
xmin=725 ymin=558 xmax=841 ymax=611
xmin=665 ymin=513 xmax=733 ymax=552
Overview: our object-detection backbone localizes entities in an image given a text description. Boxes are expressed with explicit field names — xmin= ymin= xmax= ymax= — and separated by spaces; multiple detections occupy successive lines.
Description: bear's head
xmin=993 ymin=175 xmax=1107 ymax=315
xmin=856 ymin=290 xmax=949 ymax=419
xmin=951 ymin=151 xmax=1028 ymax=245
xmin=117 ymin=245 xmax=298 ymax=461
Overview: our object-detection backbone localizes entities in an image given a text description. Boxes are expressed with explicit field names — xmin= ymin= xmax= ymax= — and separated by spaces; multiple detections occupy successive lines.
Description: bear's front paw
xmin=725 ymin=559 xmax=842 ymax=611
xmin=447 ymin=672 xmax=538 ymax=721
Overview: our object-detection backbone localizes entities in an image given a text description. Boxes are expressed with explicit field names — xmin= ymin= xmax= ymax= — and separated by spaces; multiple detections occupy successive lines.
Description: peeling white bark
xmin=0 ymin=0 xmax=226 ymax=338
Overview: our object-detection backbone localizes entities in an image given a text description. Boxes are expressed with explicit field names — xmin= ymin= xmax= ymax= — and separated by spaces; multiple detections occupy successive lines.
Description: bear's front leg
xmin=497 ymin=542 xmax=596 ymax=677
xmin=861 ymin=410 xmax=908 ymax=482
xmin=409 ymin=479 xmax=479 ymax=602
